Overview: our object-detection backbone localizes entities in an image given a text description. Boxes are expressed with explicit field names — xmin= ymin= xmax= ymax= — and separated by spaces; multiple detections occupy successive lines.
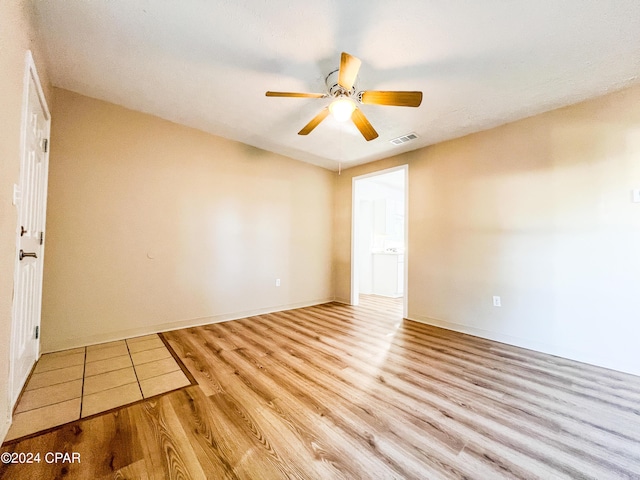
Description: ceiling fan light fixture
xmin=329 ymin=97 xmax=355 ymax=122
xmin=266 ymin=52 xmax=421 ymax=140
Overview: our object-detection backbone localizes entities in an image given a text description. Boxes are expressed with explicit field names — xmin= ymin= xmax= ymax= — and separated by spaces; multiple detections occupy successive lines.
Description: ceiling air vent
xmin=390 ymin=132 xmax=419 ymax=146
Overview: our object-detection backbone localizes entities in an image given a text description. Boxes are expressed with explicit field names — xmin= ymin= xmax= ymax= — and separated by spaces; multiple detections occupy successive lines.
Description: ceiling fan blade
xmin=298 ymin=108 xmax=330 ymax=135
xmin=359 ymin=90 xmax=423 ymax=107
xmin=338 ymin=52 xmax=362 ymax=91
xmin=351 ymin=107 xmax=378 ymax=141
xmin=266 ymin=91 xmax=325 ymax=98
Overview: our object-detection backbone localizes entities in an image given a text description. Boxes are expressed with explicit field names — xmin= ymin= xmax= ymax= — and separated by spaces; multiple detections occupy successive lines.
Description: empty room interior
xmin=2 ymin=1 xmax=640 ymax=478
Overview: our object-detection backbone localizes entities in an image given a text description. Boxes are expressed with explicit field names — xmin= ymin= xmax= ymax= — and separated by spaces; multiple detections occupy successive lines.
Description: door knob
xmin=19 ymin=250 xmax=37 ymax=261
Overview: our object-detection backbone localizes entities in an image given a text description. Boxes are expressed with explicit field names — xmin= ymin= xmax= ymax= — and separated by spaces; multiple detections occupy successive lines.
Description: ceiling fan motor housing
xmin=325 ymin=69 xmax=357 ymax=99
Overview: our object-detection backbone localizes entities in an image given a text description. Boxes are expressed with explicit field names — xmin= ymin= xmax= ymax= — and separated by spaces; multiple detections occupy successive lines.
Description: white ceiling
xmin=31 ymin=0 xmax=640 ymax=171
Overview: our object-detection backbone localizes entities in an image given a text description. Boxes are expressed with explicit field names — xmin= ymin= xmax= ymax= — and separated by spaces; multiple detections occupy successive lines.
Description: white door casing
xmin=351 ymin=165 xmax=408 ymax=317
xmin=9 ymin=51 xmax=51 ymax=410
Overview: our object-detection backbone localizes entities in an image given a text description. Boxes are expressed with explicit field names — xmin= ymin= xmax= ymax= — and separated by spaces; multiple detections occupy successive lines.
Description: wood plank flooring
xmin=2 ymin=295 xmax=640 ymax=479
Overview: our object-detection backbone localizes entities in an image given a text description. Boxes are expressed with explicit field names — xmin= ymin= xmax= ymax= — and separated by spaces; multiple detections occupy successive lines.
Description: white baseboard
xmin=407 ymin=314 xmax=640 ymax=377
xmin=333 ymin=297 xmax=351 ymax=305
xmin=42 ymin=298 xmax=335 ymax=354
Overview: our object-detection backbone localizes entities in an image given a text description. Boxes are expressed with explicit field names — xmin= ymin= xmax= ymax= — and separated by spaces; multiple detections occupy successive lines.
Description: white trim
xmin=333 ymin=297 xmax=351 ymax=305
xmin=23 ymin=51 xmax=51 ymax=366
xmin=24 ymin=51 xmax=51 ymax=120
xmin=352 ymin=164 xmax=408 ymax=182
xmin=40 ymin=298 xmax=335 ymax=354
xmin=402 ymin=166 xmax=409 ymax=318
xmin=350 ymin=178 xmax=359 ymax=305
xmin=0 ymin=419 xmax=10 ymax=445
xmin=407 ymin=314 xmax=640 ymax=377
xmin=351 ymin=165 xmax=409 ymax=318
xmin=32 ymin=50 xmax=51 ymax=366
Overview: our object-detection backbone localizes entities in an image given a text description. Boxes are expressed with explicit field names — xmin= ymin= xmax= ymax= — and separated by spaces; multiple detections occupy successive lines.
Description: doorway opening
xmin=351 ymin=165 xmax=408 ymax=318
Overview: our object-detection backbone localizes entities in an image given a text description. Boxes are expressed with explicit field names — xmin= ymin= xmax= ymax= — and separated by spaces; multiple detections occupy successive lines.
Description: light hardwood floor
xmin=2 ymin=295 xmax=640 ymax=479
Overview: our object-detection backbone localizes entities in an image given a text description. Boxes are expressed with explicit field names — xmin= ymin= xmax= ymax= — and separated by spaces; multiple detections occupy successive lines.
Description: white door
xmin=9 ymin=52 xmax=51 ymax=407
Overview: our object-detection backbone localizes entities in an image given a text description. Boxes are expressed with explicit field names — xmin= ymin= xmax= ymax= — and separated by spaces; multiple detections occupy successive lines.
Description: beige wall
xmin=336 ymin=83 xmax=640 ymax=375
xmin=41 ymin=89 xmax=334 ymax=351
xmin=0 ymin=0 xmax=51 ymax=442
xmin=4 ymin=17 xmax=638 ymax=447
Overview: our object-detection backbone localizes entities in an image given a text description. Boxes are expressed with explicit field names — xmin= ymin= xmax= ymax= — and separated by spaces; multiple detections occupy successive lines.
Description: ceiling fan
xmin=266 ymin=52 xmax=423 ymax=141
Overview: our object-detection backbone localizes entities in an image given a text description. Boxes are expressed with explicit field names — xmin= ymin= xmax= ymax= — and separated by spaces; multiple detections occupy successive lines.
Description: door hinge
xmin=12 ymin=184 xmax=21 ymax=206
xmin=35 ymin=326 xmax=39 ymax=340
xmin=42 ymin=138 xmax=48 ymax=153
xmin=40 ymin=231 xmax=44 ymax=245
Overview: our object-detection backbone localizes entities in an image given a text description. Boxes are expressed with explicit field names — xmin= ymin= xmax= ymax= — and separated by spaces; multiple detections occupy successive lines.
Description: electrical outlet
xmin=493 ymin=296 xmax=501 ymax=307
xmin=633 ymin=189 xmax=640 ymax=203
xmin=275 ymin=278 xmax=281 ymax=287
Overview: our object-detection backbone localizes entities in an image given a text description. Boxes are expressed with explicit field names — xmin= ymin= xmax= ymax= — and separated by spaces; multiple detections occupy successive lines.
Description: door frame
xmin=350 ymin=164 xmax=408 ymax=318
xmin=8 ymin=50 xmax=51 ymax=413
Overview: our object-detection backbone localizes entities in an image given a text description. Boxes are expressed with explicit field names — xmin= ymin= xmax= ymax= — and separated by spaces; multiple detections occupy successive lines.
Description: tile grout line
xmin=17 ymin=340 xmax=178 ymax=421
xmin=4 ymin=337 xmax=191 ymax=445
xmin=81 ymin=381 xmax=140 ymax=397
xmin=11 ymin=351 xmax=85 ymax=419
xmin=14 ymin=398 xmax=79 ymax=416
xmin=14 ymin=372 xmax=87 ymax=413
xmin=21 ymin=370 xmax=83 ymax=392
xmin=136 ymin=366 xmax=182 ymax=382
xmin=84 ymin=364 xmax=137 ymax=379
xmin=125 ymin=339 xmax=145 ymax=399
xmin=27 ymin=355 xmax=85 ymax=376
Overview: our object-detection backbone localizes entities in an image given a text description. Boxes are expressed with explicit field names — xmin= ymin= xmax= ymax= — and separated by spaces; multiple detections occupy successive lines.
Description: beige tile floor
xmin=6 ymin=334 xmax=191 ymax=442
